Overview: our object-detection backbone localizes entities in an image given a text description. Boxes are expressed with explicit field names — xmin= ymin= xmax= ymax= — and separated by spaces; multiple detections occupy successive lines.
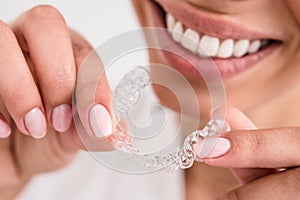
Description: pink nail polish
xmin=24 ymin=107 xmax=47 ymax=139
xmin=89 ymin=104 xmax=112 ymax=137
xmin=52 ymin=104 xmax=72 ymax=132
xmin=194 ymin=137 xmax=231 ymax=159
xmin=0 ymin=119 xmax=11 ymax=138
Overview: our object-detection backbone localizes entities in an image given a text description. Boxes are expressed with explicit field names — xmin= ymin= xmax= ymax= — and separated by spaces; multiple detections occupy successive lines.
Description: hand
xmin=0 ymin=5 xmax=114 ymax=198
xmin=194 ymin=107 xmax=300 ymax=200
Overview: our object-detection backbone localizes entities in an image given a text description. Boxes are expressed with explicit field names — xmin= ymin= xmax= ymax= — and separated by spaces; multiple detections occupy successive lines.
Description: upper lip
xmin=155 ymin=0 xmax=283 ymax=41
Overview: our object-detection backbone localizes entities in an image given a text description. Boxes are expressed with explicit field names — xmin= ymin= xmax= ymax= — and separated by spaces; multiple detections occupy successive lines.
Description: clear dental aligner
xmin=112 ymin=67 xmax=229 ymax=172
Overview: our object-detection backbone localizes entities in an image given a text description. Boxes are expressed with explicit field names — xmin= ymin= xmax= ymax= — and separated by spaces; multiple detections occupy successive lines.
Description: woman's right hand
xmin=0 ymin=5 xmax=114 ymax=199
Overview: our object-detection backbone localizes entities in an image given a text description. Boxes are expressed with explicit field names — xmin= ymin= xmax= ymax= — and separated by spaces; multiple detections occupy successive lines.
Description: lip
xmin=155 ymin=0 xmax=284 ymax=41
xmin=146 ymin=0 xmax=282 ymax=80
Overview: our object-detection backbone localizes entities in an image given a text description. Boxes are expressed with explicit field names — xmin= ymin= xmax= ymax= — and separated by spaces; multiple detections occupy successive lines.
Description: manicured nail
xmin=89 ymin=104 xmax=112 ymax=137
xmin=0 ymin=119 xmax=11 ymax=138
xmin=52 ymin=104 xmax=72 ymax=132
xmin=24 ymin=107 xmax=47 ymax=139
xmin=194 ymin=137 xmax=231 ymax=159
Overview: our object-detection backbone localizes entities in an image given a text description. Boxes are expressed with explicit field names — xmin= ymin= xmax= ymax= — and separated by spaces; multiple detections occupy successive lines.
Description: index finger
xmin=211 ymin=107 xmax=275 ymax=184
xmin=202 ymin=127 xmax=300 ymax=168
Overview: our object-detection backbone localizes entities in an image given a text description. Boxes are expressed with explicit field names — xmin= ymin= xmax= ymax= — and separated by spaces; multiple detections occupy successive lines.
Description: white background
xmin=0 ymin=0 xmax=140 ymax=46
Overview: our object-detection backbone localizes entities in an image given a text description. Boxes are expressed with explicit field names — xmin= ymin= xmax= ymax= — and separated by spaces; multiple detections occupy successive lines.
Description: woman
xmin=0 ymin=0 xmax=300 ymax=199
xmin=133 ymin=0 xmax=300 ymax=199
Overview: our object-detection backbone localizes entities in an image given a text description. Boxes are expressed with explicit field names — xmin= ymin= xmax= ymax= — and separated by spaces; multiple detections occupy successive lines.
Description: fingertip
xmin=212 ymin=106 xmax=257 ymax=130
xmin=0 ymin=118 xmax=11 ymax=138
xmin=210 ymin=106 xmax=226 ymax=119
xmin=52 ymin=104 xmax=73 ymax=133
xmin=194 ymin=137 xmax=231 ymax=159
xmin=89 ymin=104 xmax=113 ymax=137
xmin=24 ymin=107 xmax=47 ymax=139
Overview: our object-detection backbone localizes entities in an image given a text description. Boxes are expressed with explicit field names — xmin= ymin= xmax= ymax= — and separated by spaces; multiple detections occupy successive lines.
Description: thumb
xmin=212 ymin=106 xmax=257 ymax=130
xmin=198 ymin=107 xmax=275 ymax=184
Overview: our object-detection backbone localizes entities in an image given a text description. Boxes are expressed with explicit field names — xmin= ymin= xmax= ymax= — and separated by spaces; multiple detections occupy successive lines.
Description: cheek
xmin=148 ymin=50 xmax=180 ymax=112
xmin=148 ymin=47 xmax=213 ymax=118
xmin=152 ymin=84 xmax=180 ymax=112
xmin=287 ymin=0 xmax=300 ymax=23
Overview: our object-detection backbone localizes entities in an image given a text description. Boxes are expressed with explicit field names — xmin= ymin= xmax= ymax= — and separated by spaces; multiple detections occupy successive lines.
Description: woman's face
xmin=132 ymin=0 xmax=300 ymax=127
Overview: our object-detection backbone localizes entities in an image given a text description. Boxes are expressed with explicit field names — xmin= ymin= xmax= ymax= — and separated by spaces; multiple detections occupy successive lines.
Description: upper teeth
xmin=166 ymin=13 xmax=267 ymax=58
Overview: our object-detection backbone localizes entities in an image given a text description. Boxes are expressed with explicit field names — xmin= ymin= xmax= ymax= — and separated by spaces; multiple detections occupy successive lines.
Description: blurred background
xmin=0 ymin=0 xmax=150 ymax=88
xmin=0 ymin=0 xmax=140 ymax=47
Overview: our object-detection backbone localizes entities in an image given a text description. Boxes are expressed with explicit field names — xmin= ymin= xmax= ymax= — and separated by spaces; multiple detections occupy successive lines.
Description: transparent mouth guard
xmin=73 ymin=28 xmax=228 ymax=173
xmin=110 ymin=66 xmax=230 ymax=172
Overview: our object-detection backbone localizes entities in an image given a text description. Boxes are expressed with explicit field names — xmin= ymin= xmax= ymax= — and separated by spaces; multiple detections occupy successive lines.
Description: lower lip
xmin=148 ymin=1 xmax=281 ymax=80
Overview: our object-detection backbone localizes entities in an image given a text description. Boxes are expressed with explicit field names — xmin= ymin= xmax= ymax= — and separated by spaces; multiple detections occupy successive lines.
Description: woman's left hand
xmin=194 ymin=107 xmax=300 ymax=200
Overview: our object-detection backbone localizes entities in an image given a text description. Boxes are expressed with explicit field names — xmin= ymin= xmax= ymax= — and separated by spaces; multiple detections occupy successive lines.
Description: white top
xmin=17 ymin=152 xmax=185 ymax=200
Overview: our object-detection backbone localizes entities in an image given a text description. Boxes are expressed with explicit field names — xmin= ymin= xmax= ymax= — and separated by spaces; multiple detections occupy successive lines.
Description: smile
xmin=166 ymin=13 xmax=269 ymax=59
xmin=148 ymin=0 xmax=283 ymax=79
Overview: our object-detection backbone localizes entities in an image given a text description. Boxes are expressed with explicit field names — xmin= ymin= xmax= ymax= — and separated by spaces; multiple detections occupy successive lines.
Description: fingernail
xmin=194 ymin=137 xmax=231 ymax=159
xmin=89 ymin=104 xmax=112 ymax=137
xmin=52 ymin=104 xmax=72 ymax=132
xmin=24 ymin=107 xmax=47 ymax=139
xmin=0 ymin=119 xmax=11 ymax=138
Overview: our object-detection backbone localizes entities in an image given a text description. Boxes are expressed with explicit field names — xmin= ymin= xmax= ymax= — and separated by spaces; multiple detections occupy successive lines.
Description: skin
xmin=131 ymin=0 xmax=300 ymax=199
xmin=0 ymin=5 xmax=113 ymax=199
xmin=1 ymin=1 xmax=300 ymax=199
